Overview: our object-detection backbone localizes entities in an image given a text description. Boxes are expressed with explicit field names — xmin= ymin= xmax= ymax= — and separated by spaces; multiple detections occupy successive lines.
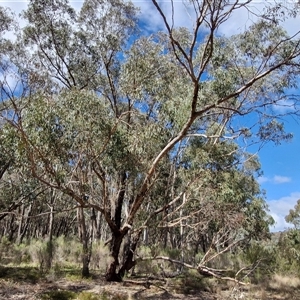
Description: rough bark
xmin=118 ymin=232 xmax=141 ymax=279
xmin=105 ymin=231 xmax=125 ymax=282
xmin=105 ymin=172 xmax=128 ymax=281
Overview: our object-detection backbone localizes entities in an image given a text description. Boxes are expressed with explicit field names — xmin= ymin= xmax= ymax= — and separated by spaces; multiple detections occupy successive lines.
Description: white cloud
xmin=217 ymin=3 xmax=263 ymax=36
xmin=2 ymin=1 xmax=300 ymax=38
xmin=0 ymin=65 xmax=21 ymax=94
xmin=273 ymin=175 xmax=292 ymax=184
xmin=268 ymin=192 xmax=300 ymax=232
xmin=258 ymin=175 xmax=291 ymax=184
xmin=272 ymin=99 xmax=297 ymax=114
xmin=135 ymin=0 xmax=196 ymax=33
xmin=134 ymin=1 xmax=300 ymax=37
xmin=217 ymin=1 xmax=300 ymax=37
xmin=257 ymin=176 xmax=269 ymax=184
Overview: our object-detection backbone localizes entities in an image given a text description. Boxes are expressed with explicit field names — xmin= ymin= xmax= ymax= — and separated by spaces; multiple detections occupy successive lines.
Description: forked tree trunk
xmin=118 ymin=232 xmax=140 ymax=278
xmin=105 ymin=229 xmax=141 ymax=281
xmin=105 ymin=231 xmax=125 ymax=282
xmin=105 ymin=172 xmax=129 ymax=281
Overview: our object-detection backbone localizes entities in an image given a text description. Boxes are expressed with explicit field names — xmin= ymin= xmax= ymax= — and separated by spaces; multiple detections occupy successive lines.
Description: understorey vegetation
xmin=1 ymin=0 xmax=300 ymax=293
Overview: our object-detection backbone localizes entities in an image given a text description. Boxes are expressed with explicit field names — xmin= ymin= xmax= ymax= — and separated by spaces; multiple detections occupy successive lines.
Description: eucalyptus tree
xmin=1 ymin=0 xmax=300 ymax=282
xmin=286 ymin=200 xmax=300 ymax=229
xmin=21 ymin=0 xmax=137 ymax=93
xmin=3 ymin=0 xmax=139 ymax=278
xmin=129 ymin=136 xmax=274 ymax=280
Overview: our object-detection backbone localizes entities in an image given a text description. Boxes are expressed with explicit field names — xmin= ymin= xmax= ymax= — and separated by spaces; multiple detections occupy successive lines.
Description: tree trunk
xmin=95 ymin=210 xmax=102 ymax=240
xmin=105 ymin=172 xmax=128 ymax=281
xmin=16 ymin=203 xmax=25 ymax=244
xmin=17 ymin=204 xmax=32 ymax=244
xmin=118 ymin=232 xmax=141 ymax=278
xmin=77 ymin=206 xmax=90 ymax=278
xmin=45 ymin=205 xmax=54 ymax=270
xmin=105 ymin=231 xmax=124 ymax=282
xmin=8 ymin=214 xmax=16 ymax=242
xmin=105 ymin=227 xmax=140 ymax=281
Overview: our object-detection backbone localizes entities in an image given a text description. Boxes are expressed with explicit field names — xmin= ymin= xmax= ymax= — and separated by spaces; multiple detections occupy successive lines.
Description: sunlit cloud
xmin=135 ymin=0 xmax=196 ymax=33
xmin=267 ymin=192 xmax=300 ymax=232
xmin=257 ymin=176 xmax=269 ymax=184
xmin=258 ymin=175 xmax=291 ymax=184
xmin=2 ymin=0 xmax=300 ymax=37
xmin=132 ymin=0 xmax=300 ymax=37
xmin=217 ymin=1 xmax=300 ymax=36
xmin=274 ymin=175 xmax=292 ymax=184
xmin=272 ymin=99 xmax=297 ymax=113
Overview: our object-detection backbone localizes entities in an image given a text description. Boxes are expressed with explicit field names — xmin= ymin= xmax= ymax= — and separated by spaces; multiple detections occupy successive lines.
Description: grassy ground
xmin=1 ymin=265 xmax=300 ymax=300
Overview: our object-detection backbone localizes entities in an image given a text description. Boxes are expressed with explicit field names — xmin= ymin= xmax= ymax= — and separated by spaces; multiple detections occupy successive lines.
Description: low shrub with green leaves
xmin=40 ymin=290 xmax=76 ymax=300
xmin=273 ymin=230 xmax=300 ymax=276
xmin=76 ymin=292 xmax=101 ymax=300
xmin=76 ymin=291 xmax=130 ymax=300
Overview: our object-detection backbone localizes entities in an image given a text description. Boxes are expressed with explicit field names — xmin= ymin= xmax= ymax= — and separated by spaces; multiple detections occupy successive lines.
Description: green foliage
xmin=77 ymin=291 xmax=129 ymax=300
xmin=25 ymin=239 xmax=55 ymax=272
xmin=1 ymin=0 xmax=300 ymax=284
xmin=0 ymin=7 xmax=14 ymax=33
xmin=285 ymin=199 xmax=300 ymax=229
xmin=89 ymin=240 xmax=111 ymax=272
xmin=135 ymin=246 xmax=160 ymax=276
xmin=40 ymin=290 xmax=76 ymax=300
xmin=0 ymin=237 xmax=71 ymax=269
xmin=241 ymin=242 xmax=276 ymax=283
xmin=0 ymin=237 xmax=32 ymax=265
xmin=0 ymin=236 xmax=112 ymax=281
xmin=0 ymin=236 xmax=11 ymax=261
xmin=77 ymin=292 xmax=101 ymax=300
xmin=258 ymin=120 xmax=293 ymax=145
xmin=54 ymin=236 xmax=82 ymax=266
xmin=274 ymin=230 xmax=300 ymax=275
xmin=173 ymin=269 xmax=214 ymax=294
xmin=0 ymin=266 xmax=41 ymax=283
xmin=162 ymin=247 xmax=181 ymax=260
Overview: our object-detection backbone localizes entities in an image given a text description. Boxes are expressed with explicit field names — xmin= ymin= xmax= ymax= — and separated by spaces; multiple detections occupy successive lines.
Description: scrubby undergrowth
xmin=1 ymin=235 xmax=300 ymax=299
xmin=1 ymin=265 xmax=300 ymax=300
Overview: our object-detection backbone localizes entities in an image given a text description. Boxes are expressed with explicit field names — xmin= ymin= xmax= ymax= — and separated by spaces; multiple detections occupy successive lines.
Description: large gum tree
xmin=1 ymin=0 xmax=300 ymax=281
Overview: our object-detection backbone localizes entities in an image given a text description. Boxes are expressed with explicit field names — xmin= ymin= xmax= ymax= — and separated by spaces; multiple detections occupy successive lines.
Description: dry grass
xmin=1 ymin=262 xmax=300 ymax=300
xmin=216 ymin=273 xmax=300 ymax=300
xmin=268 ymin=273 xmax=300 ymax=290
xmin=0 ymin=265 xmax=217 ymax=300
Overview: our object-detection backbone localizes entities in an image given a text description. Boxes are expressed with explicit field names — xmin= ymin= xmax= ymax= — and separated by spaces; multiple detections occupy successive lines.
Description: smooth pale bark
xmin=77 ymin=206 xmax=91 ymax=278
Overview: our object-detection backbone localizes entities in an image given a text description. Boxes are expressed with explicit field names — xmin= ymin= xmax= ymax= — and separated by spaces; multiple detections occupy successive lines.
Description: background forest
xmin=1 ymin=0 xmax=300 ymax=298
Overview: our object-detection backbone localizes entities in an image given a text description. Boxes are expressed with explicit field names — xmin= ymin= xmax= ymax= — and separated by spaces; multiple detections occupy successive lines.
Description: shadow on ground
xmin=0 ymin=265 xmax=300 ymax=300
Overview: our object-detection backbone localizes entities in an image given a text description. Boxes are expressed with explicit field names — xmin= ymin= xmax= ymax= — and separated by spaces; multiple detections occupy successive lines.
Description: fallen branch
xmin=123 ymin=279 xmax=150 ymax=289
xmin=139 ymin=255 xmax=248 ymax=286
xmin=197 ymin=266 xmax=247 ymax=286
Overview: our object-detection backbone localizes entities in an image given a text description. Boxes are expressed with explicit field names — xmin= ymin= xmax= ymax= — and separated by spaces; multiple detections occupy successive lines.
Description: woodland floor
xmin=0 ymin=266 xmax=300 ymax=300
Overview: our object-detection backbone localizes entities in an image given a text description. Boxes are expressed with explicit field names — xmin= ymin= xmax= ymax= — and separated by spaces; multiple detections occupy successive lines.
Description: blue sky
xmin=257 ymin=117 xmax=300 ymax=232
xmin=2 ymin=0 xmax=300 ymax=232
